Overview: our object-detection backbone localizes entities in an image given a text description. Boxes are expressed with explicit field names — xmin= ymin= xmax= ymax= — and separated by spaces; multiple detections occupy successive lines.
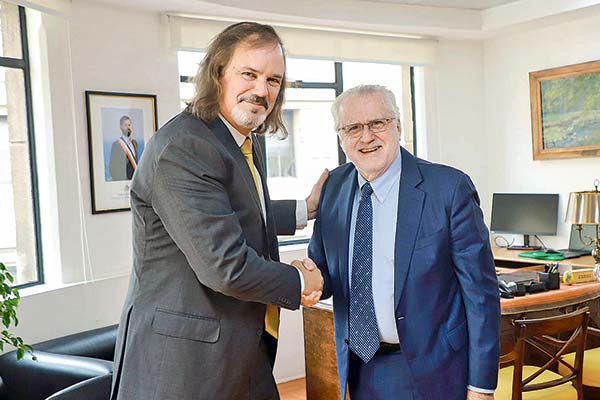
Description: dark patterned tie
xmin=348 ymin=182 xmax=379 ymax=363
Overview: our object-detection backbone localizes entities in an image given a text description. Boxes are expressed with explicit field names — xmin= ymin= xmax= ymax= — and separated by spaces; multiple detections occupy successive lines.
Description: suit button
xmin=257 ymin=329 xmax=262 ymax=336
xmin=344 ymin=338 xmax=349 ymax=345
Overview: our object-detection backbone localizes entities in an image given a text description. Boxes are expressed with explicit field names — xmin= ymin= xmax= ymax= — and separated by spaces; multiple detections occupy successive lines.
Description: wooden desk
xmin=303 ymin=258 xmax=600 ymax=400
xmin=492 ymin=247 xmax=594 ymax=269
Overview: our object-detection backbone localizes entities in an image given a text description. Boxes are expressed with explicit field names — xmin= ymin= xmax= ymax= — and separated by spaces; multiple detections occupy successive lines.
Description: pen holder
xmin=538 ymin=272 xmax=560 ymax=290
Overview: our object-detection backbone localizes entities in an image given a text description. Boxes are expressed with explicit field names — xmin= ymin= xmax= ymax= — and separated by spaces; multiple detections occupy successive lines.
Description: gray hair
xmin=331 ymin=84 xmax=400 ymax=130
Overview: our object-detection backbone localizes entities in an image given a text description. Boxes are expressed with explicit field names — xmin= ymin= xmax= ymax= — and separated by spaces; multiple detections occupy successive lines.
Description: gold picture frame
xmin=529 ymin=60 xmax=600 ymax=160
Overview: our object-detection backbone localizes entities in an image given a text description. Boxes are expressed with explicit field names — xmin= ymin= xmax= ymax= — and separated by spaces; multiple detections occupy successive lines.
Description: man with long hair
xmin=111 ymin=22 xmax=326 ymax=400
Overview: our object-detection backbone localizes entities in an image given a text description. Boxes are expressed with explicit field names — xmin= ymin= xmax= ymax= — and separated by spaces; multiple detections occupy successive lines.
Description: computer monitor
xmin=490 ymin=193 xmax=559 ymax=248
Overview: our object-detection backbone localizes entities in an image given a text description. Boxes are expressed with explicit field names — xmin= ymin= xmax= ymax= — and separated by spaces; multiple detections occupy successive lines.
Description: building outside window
xmin=0 ymin=2 xmax=42 ymax=287
xmin=178 ymin=51 xmax=416 ymax=243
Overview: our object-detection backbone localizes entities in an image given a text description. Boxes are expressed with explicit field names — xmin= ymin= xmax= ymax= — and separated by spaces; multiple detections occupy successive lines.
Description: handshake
xmin=291 ymin=258 xmax=323 ymax=307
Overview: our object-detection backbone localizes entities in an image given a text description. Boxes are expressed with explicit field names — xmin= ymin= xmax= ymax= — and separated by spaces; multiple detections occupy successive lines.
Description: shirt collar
xmin=356 ymin=149 xmax=403 ymax=203
xmin=219 ymin=113 xmax=250 ymax=148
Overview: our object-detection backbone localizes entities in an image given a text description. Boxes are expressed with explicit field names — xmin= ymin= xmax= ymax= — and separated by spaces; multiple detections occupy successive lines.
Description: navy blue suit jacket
xmin=308 ymin=148 xmax=500 ymax=399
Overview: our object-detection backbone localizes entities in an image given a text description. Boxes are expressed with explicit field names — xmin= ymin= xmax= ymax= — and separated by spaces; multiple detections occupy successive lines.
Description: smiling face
xmin=218 ymin=40 xmax=285 ymax=135
xmin=338 ymin=92 xmax=401 ymax=181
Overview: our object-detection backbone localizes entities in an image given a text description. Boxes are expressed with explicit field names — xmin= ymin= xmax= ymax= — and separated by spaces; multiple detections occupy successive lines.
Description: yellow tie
xmin=240 ymin=137 xmax=280 ymax=339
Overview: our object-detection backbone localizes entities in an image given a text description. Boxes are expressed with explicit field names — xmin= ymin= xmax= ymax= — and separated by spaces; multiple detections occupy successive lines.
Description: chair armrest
xmin=0 ymin=350 xmax=112 ymax=400
xmin=45 ymin=373 xmax=113 ymax=400
xmin=34 ymin=325 xmax=118 ymax=361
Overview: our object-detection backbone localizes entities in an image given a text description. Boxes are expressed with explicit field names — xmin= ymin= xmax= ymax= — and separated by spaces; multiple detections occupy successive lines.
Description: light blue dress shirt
xmin=348 ymin=150 xmax=402 ymax=344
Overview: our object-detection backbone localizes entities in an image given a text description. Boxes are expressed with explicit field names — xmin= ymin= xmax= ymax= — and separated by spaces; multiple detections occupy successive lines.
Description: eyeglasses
xmin=337 ymin=118 xmax=396 ymax=139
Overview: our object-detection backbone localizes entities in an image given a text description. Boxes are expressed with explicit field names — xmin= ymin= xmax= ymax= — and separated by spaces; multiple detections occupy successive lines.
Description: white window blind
xmin=167 ymin=15 xmax=438 ymax=66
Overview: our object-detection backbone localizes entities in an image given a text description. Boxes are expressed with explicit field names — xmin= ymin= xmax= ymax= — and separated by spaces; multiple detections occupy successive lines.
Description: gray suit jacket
xmin=111 ymin=113 xmax=301 ymax=400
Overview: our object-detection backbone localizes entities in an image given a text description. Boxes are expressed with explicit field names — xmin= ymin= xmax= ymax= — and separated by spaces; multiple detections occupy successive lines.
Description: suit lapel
xmin=394 ymin=148 xmax=425 ymax=311
xmin=207 ymin=118 xmax=263 ymax=218
xmin=337 ymin=168 xmax=357 ymax=301
xmin=252 ymin=135 xmax=271 ymax=239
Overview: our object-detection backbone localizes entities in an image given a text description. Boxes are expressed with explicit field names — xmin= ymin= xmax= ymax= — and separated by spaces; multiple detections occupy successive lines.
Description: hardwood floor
xmin=278 ymin=378 xmax=306 ymax=400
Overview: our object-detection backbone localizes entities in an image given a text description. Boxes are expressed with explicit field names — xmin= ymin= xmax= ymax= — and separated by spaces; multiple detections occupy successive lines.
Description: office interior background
xmin=1 ymin=0 xmax=599 ymax=384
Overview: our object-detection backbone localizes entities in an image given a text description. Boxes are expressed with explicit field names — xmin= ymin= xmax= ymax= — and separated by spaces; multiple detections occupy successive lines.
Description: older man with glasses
xmin=308 ymin=84 xmax=500 ymax=400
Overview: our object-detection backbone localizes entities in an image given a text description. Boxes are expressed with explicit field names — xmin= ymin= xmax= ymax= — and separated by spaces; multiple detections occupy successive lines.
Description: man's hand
xmin=306 ymin=169 xmax=329 ymax=220
xmin=292 ymin=258 xmax=323 ymax=307
xmin=466 ymin=390 xmax=494 ymax=400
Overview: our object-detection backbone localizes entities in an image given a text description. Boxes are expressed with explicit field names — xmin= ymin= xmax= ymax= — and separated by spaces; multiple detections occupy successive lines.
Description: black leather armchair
xmin=0 ymin=325 xmax=117 ymax=400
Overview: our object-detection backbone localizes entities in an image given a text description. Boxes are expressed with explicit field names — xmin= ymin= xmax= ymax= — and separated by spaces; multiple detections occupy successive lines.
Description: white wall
xmin=17 ymin=0 xmax=308 ymax=383
xmin=14 ymin=0 xmax=600 ymax=386
xmin=483 ymin=13 xmax=600 ymax=249
xmin=16 ymin=0 xmax=181 ymax=347
xmin=424 ymin=39 xmax=488 ymax=200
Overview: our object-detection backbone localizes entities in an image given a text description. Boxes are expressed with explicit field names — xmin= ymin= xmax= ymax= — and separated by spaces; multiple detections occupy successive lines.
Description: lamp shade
xmin=565 ymin=191 xmax=600 ymax=224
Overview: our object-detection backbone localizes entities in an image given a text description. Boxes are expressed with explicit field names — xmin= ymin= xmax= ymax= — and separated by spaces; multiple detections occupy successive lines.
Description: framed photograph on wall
xmin=85 ymin=91 xmax=158 ymax=214
xmin=530 ymin=60 xmax=600 ymax=160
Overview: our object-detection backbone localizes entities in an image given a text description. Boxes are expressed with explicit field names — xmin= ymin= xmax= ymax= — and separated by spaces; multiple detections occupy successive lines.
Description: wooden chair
xmin=495 ymin=307 xmax=589 ymax=400
xmin=559 ymin=326 xmax=600 ymax=399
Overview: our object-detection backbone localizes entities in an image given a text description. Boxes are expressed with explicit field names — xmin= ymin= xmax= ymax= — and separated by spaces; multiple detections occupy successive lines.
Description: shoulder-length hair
xmin=185 ymin=21 xmax=288 ymax=138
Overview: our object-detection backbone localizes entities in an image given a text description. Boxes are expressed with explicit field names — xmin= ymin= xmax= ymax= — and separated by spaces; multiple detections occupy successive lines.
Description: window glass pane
xmin=179 ymin=81 xmax=194 ymax=110
xmin=0 ymin=66 xmax=37 ymax=286
xmin=342 ymin=62 xmax=403 ymax=105
xmin=0 ymin=2 xmax=22 ymax=59
xmin=286 ymin=58 xmax=335 ymax=83
xmin=286 ymin=88 xmax=335 ymax=102
xmin=177 ymin=50 xmax=205 ymax=78
xmin=178 ymin=51 xmax=206 ymax=110
xmin=343 ymin=62 xmax=407 ymax=147
xmin=268 ymin=89 xmax=340 ymax=241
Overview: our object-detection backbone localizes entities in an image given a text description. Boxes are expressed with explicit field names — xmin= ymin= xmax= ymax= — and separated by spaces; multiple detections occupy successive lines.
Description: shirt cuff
xmin=295 ymin=199 xmax=308 ymax=229
xmin=467 ymin=385 xmax=494 ymax=394
xmin=296 ymin=267 xmax=305 ymax=293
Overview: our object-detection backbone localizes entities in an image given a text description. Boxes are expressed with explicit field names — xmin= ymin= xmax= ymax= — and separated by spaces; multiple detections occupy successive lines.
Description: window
xmin=177 ymin=51 xmax=416 ymax=243
xmin=0 ymin=2 xmax=42 ymax=287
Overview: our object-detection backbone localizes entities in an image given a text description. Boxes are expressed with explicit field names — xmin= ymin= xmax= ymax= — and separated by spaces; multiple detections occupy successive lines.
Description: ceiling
xmin=93 ymin=0 xmax=600 ymax=39
xmin=365 ymin=0 xmax=519 ymax=10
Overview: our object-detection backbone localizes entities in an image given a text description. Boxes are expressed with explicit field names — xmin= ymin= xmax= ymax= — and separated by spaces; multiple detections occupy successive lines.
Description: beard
xmin=231 ymin=104 xmax=267 ymax=130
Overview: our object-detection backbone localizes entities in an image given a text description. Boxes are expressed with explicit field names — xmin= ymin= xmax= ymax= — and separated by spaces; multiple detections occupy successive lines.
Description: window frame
xmin=0 ymin=5 xmax=44 ymax=288
xmin=179 ymin=56 xmax=417 ymax=247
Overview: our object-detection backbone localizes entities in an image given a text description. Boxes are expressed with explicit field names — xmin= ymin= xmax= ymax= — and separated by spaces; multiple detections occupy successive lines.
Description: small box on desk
xmin=562 ymin=268 xmax=596 ymax=284
xmin=538 ymin=272 xmax=560 ymax=290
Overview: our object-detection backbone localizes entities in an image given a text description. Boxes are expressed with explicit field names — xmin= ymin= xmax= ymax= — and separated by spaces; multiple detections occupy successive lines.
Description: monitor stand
xmin=507 ymin=234 xmax=542 ymax=250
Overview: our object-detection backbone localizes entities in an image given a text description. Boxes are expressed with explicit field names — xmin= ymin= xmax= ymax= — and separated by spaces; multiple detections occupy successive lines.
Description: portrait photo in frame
xmin=85 ymin=91 xmax=158 ymax=214
xmin=530 ymin=60 xmax=600 ymax=160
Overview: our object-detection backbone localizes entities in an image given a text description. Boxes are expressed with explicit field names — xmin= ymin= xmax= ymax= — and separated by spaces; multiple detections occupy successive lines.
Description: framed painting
xmin=85 ymin=91 xmax=158 ymax=214
xmin=530 ymin=60 xmax=600 ymax=160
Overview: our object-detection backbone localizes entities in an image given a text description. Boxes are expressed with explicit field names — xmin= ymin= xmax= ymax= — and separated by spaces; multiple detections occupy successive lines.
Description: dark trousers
xmin=348 ymin=349 xmax=416 ymax=400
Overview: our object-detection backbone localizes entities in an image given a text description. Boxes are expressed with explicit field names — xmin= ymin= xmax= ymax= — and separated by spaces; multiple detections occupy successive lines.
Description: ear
xmin=395 ymin=120 xmax=402 ymax=140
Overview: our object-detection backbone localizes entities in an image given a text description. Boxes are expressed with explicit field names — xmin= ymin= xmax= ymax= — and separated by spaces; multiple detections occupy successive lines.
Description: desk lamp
xmin=565 ymin=179 xmax=600 ymax=281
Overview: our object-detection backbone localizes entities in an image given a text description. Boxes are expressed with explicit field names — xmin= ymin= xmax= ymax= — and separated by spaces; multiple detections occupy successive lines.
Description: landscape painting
xmin=529 ymin=60 xmax=600 ymax=160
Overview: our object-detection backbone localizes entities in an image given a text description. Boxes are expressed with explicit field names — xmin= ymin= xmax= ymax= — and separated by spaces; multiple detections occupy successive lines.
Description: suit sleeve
xmin=151 ymin=135 xmax=301 ymax=310
xmin=307 ymin=183 xmax=332 ymax=300
xmin=271 ymin=200 xmax=296 ymax=236
xmin=449 ymin=173 xmax=500 ymax=390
